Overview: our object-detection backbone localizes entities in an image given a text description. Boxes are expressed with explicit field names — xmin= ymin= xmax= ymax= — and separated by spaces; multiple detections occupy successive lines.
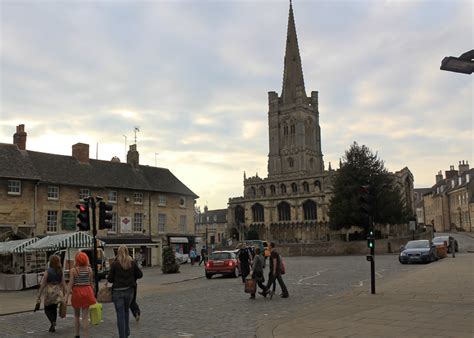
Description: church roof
xmin=281 ymin=0 xmax=307 ymax=105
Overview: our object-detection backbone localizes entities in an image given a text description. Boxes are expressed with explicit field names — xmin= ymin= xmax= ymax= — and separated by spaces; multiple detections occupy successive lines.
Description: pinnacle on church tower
xmin=281 ymin=0 xmax=306 ymax=105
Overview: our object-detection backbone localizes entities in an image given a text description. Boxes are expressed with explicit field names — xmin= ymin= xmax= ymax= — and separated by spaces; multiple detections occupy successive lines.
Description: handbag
xmin=59 ymin=302 xmax=67 ymax=318
xmin=97 ymin=283 xmax=113 ymax=303
xmin=244 ymin=278 xmax=256 ymax=294
xmin=44 ymin=284 xmax=64 ymax=306
xmin=280 ymin=256 xmax=286 ymax=275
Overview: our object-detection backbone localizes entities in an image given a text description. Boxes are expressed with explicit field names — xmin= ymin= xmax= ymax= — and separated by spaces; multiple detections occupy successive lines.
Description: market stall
xmin=0 ymin=237 xmax=46 ymax=290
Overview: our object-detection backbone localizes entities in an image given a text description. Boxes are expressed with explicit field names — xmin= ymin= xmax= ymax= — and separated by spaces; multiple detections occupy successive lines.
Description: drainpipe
xmin=34 ymin=181 xmax=39 ymax=234
xmin=148 ymin=193 xmax=152 ymax=239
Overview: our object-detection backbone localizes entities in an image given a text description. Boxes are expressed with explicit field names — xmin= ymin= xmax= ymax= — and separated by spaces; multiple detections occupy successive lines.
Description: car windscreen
xmin=432 ymin=237 xmax=448 ymax=244
xmin=210 ymin=252 xmax=231 ymax=260
xmin=405 ymin=241 xmax=429 ymax=249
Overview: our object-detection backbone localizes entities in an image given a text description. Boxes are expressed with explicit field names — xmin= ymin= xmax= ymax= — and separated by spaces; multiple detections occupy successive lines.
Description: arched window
xmin=278 ymin=202 xmax=291 ymax=221
xmin=314 ymin=180 xmax=321 ymax=192
xmin=288 ymin=157 xmax=294 ymax=168
xmin=234 ymin=205 xmax=245 ymax=226
xmin=290 ymin=124 xmax=295 ymax=134
xmin=283 ymin=126 xmax=288 ymax=135
xmin=303 ymin=200 xmax=317 ymax=220
xmin=252 ymin=203 xmax=264 ymax=222
xmin=270 ymin=185 xmax=276 ymax=196
xmin=303 ymin=181 xmax=309 ymax=193
xmin=291 ymin=182 xmax=298 ymax=193
xmin=280 ymin=184 xmax=287 ymax=194
xmin=259 ymin=186 xmax=266 ymax=197
xmin=250 ymin=187 xmax=256 ymax=197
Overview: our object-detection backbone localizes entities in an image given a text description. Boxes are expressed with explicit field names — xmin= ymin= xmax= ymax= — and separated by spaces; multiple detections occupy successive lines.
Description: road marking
xmin=297 ymin=270 xmax=327 ymax=285
xmin=352 ymin=269 xmax=387 ymax=287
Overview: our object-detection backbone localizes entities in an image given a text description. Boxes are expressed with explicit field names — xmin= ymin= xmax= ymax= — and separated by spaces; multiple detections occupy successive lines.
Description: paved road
xmin=436 ymin=231 xmax=474 ymax=253
xmin=0 ymin=254 xmax=426 ymax=337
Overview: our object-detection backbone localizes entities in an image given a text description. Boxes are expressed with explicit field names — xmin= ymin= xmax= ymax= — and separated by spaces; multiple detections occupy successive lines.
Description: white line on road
xmin=297 ymin=270 xmax=327 ymax=285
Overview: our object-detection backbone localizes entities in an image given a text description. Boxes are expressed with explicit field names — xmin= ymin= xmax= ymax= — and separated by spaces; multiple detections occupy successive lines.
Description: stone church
xmin=227 ymin=2 xmax=415 ymax=243
xmin=228 ymin=2 xmax=335 ymax=243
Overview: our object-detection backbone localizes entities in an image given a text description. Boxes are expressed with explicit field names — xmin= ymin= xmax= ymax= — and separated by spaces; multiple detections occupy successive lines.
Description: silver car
xmin=399 ymin=240 xmax=438 ymax=264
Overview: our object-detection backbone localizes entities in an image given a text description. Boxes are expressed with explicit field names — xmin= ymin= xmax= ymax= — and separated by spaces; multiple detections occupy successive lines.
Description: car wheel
xmin=205 ymin=273 xmax=212 ymax=279
xmin=399 ymin=257 xmax=406 ymax=264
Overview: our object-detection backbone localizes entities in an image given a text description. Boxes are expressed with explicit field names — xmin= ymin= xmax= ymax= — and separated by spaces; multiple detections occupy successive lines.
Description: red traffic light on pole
xmin=98 ymin=201 xmax=114 ymax=229
xmin=76 ymin=202 xmax=90 ymax=231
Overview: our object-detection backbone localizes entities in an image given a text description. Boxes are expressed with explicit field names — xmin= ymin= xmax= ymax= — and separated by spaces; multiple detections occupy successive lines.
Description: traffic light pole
xmin=368 ymin=216 xmax=375 ymax=295
xmin=90 ymin=198 xmax=99 ymax=296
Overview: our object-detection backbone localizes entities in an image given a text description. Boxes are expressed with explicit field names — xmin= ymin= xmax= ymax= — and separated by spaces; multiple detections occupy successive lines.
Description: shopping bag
xmin=280 ymin=256 xmax=286 ymax=275
xmin=59 ymin=302 xmax=67 ymax=318
xmin=97 ymin=283 xmax=112 ymax=303
xmin=244 ymin=278 xmax=256 ymax=294
xmin=89 ymin=303 xmax=103 ymax=325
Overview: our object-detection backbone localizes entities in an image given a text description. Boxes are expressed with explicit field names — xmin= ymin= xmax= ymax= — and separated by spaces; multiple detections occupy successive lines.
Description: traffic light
xmin=367 ymin=228 xmax=375 ymax=249
xmin=76 ymin=202 xmax=90 ymax=231
xmin=359 ymin=185 xmax=372 ymax=216
xmin=98 ymin=201 xmax=113 ymax=229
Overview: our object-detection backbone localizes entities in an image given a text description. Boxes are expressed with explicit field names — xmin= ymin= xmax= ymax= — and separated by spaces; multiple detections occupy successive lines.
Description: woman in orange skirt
xmin=66 ymin=252 xmax=96 ymax=338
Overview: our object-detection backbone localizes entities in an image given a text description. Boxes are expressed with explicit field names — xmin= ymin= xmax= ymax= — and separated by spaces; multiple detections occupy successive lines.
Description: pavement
xmin=256 ymin=253 xmax=474 ymax=338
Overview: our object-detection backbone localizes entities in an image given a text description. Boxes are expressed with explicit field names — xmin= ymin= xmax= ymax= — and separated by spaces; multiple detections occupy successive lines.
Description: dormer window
xmin=179 ymin=196 xmax=186 ymax=208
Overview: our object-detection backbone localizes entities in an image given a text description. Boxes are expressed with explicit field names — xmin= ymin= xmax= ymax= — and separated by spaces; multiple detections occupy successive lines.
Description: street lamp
xmin=440 ymin=49 xmax=474 ymax=74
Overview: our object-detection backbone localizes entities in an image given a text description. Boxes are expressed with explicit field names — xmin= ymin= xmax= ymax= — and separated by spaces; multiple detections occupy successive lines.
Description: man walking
xmin=199 ymin=246 xmax=207 ymax=266
xmin=260 ymin=242 xmax=289 ymax=298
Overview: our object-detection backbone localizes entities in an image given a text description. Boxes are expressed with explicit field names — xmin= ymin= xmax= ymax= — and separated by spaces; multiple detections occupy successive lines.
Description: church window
xmin=278 ymin=202 xmax=291 ymax=221
xmin=303 ymin=181 xmax=309 ymax=193
xmin=280 ymin=184 xmax=287 ymax=194
xmin=303 ymin=200 xmax=317 ymax=220
xmin=290 ymin=124 xmax=295 ymax=134
xmin=289 ymin=157 xmax=294 ymax=168
xmin=250 ymin=187 xmax=256 ymax=197
xmin=291 ymin=182 xmax=297 ymax=193
xmin=260 ymin=186 xmax=266 ymax=197
xmin=270 ymin=185 xmax=276 ymax=196
xmin=252 ymin=203 xmax=264 ymax=222
xmin=314 ymin=180 xmax=321 ymax=192
xmin=283 ymin=126 xmax=288 ymax=135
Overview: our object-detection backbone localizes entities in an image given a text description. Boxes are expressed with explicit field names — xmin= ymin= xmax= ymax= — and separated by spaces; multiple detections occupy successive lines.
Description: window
xmin=303 ymin=200 xmax=317 ymax=220
xmin=303 ymin=181 xmax=309 ymax=193
xmin=158 ymin=195 xmax=167 ymax=206
xmin=213 ymin=215 xmax=217 ymax=222
xmin=80 ymin=189 xmax=90 ymax=200
xmin=290 ymin=124 xmax=295 ymax=134
xmin=291 ymin=182 xmax=298 ymax=193
xmin=252 ymin=203 xmax=264 ymax=222
xmin=158 ymin=214 xmax=166 ymax=233
xmin=289 ymin=157 xmax=294 ymax=168
xmin=7 ymin=180 xmax=21 ymax=195
xmin=250 ymin=187 xmax=256 ymax=197
xmin=133 ymin=213 xmax=143 ymax=232
xmin=47 ymin=186 xmax=59 ymax=200
xmin=108 ymin=191 xmax=117 ymax=204
xmin=179 ymin=196 xmax=186 ymax=208
xmin=180 ymin=215 xmax=186 ymax=232
xmin=134 ymin=192 xmax=143 ymax=204
xmin=108 ymin=213 xmax=118 ymax=233
xmin=260 ymin=186 xmax=266 ymax=197
xmin=278 ymin=202 xmax=291 ymax=221
xmin=314 ymin=180 xmax=321 ymax=192
xmin=270 ymin=185 xmax=276 ymax=196
xmin=47 ymin=211 xmax=58 ymax=233
xmin=283 ymin=126 xmax=288 ymax=135
xmin=280 ymin=184 xmax=287 ymax=194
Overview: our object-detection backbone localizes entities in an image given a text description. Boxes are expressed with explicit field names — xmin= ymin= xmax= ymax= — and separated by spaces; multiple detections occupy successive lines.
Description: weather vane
xmin=134 ymin=126 xmax=140 ymax=145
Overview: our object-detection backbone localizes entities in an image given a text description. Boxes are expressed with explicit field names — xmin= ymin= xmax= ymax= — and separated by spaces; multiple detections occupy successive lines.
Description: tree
xmin=328 ymin=142 xmax=408 ymax=231
xmin=161 ymin=246 xmax=180 ymax=274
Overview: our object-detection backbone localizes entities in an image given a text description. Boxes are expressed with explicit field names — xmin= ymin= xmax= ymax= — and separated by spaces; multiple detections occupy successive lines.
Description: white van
xmin=54 ymin=247 xmax=109 ymax=281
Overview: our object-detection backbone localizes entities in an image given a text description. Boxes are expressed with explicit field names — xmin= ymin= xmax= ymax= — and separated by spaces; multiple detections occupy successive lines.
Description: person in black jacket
xmin=107 ymin=245 xmax=143 ymax=338
xmin=238 ymin=243 xmax=252 ymax=283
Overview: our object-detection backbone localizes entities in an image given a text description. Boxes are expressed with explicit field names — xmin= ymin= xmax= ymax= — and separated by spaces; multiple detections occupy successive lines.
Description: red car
xmin=205 ymin=250 xmax=240 ymax=279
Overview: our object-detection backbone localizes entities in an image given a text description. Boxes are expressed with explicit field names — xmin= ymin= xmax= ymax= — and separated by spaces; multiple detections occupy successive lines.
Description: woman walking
xmin=249 ymin=247 xmax=266 ymax=299
xmin=37 ymin=255 xmax=66 ymax=332
xmin=108 ymin=245 xmax=143 ymax=338
xmin=65 ymin=252 xmax=96 ymax=338
xmin=238 ymin=243 xmax=252 ymax=283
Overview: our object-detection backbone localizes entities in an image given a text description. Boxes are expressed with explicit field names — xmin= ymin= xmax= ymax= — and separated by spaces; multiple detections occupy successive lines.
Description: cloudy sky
xmin=1 ymin=0 xmax=472 ymax=210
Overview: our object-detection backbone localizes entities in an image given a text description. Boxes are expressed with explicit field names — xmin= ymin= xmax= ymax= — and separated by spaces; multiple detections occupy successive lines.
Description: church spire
xmin=281 ymin=0 xmax=306 ymax=105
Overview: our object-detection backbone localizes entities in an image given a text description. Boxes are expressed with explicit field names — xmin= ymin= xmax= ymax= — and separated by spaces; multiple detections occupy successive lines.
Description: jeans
xmin=112 ymin=288 xmax=134 ymax=338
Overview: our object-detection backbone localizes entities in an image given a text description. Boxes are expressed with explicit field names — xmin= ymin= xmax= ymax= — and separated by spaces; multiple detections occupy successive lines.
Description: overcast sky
xmin=1 ymin=0 xmax=472 ymax=210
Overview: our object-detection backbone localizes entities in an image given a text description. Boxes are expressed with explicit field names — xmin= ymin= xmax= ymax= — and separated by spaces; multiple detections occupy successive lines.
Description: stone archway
xmin=230 ymin=227 xmax=240 ymax=241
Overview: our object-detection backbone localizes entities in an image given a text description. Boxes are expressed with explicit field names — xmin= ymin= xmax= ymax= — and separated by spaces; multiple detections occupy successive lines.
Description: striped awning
xmin=0 ymin=237 xmax=39 ymax=254
xmin=25 ymin=232 xmax=105 ymax=252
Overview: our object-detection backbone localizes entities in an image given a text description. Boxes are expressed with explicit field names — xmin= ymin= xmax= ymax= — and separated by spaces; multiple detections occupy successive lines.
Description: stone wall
xmin=276 ymin=230 xmax=433 ymax=257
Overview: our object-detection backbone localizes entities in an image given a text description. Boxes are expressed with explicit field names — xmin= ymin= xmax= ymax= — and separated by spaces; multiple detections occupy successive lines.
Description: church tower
xmin=267 ymin=1 xmax=324 ymax=178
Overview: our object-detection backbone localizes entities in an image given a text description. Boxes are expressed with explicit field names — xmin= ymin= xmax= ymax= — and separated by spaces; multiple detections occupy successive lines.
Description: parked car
xmin=431 ymin=237 xmax=448 ymax=258
xmin=205 ymin=250 xmax=240 ymax=279
xmin=399 ymin=240 xmax=438 ymax=264
xmin=433 ymin=235 xmax=458 ymax=253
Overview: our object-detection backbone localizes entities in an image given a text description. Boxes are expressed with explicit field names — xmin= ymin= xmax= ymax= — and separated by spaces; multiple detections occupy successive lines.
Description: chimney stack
xmin=435 ymin=170 xmax=443 ymax=183
xmin=72 ymin=143 xmax=90 ymax=163
xmin=13 ymin=124 xmax=27 ymax=150
xmin=445 ymin=165 xmax=458 ymax=180
xmin=127 ymin=144 xmax=139 ymax=168
xmin=458 ymin=160 xmax=469 ymax=176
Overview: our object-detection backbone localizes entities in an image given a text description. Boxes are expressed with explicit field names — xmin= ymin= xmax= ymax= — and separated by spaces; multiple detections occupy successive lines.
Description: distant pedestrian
xmin=189 ymin=247 xmax=197 ymax=265
xmin=260 ymin=242 xmax=289 ymax=298
xmin=65 ymin=252 xmax=96 ymax=338
xmin=199 ymin=246 xmax=207 ymax=266
xmin=37 ymin=255 xmax=67 ymax=333
xmin=108 ymin=245 xmax=143 ymax=338
xmin=249 ymin=247 xmax=266 ymax=299
xmin=238 ymin=243 xmax=252 ymax=283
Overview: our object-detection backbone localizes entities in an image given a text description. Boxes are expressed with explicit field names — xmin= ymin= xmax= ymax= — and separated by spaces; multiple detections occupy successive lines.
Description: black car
xmin=399 ymin=240 xmax=438 ymax=264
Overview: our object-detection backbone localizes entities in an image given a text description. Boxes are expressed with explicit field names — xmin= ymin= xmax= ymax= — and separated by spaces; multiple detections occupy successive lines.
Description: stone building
xmin=227 ymin=2 xmax=415 ymax=243
xmin=227 ymin=2 xmax=334 ymax=243
xmin=195 ymin=206 xmax=228 ymax=248
xmin=0 ymin=124 xmax=198 ymax=266
xmin=423 ymin=161 xmax=473 ymax=232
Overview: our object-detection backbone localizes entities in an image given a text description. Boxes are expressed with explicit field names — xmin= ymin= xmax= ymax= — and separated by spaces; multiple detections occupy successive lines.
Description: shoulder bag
xmin=97 ymin=282 xmax=113 ymax=303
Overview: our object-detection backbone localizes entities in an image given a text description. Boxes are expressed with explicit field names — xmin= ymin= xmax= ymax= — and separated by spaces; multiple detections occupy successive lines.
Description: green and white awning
xmin=25 ymin=232 xmax=105 ymax=252
xmin=0 ymin=237 xmax=39 ymax=254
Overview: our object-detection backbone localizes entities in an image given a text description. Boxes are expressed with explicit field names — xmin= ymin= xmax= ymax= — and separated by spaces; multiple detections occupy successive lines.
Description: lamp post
xmin=440 ymin=49 xmax=474 ymax=74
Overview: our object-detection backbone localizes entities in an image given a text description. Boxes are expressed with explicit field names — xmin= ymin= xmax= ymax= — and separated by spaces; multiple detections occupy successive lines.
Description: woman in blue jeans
xmin=108 ymin=245 xmax=143 ymax=338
